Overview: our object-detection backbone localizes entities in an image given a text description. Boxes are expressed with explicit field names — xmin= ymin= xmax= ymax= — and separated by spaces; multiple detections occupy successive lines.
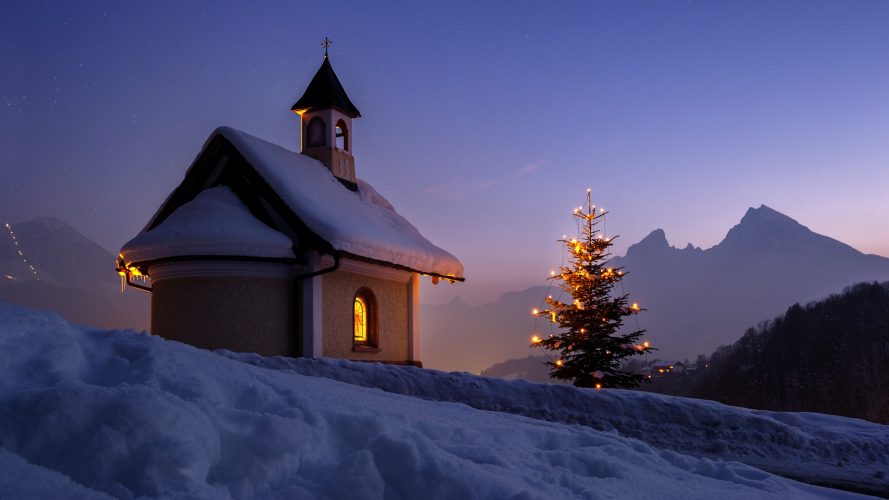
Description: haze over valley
xmin=422 ymin=205 xmax=889 ymax=373
xmin=6 ymin=204 xmax=886 ymax=376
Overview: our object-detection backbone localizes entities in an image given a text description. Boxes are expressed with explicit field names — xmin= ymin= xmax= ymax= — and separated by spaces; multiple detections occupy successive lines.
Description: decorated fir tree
xmin=530 ymin=189 xmax=652 ymax=388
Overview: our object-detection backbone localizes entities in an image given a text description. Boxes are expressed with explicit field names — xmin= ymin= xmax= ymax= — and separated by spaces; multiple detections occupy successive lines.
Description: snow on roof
xmin=121 ymin=186 xmax=295 ymax=262
xmin=205 ymin=126 xmax=463 ymax=278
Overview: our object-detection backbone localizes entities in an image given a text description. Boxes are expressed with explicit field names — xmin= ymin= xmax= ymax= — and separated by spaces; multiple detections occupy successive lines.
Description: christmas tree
xmin=530 ymin=189 xmax=652 ymax=388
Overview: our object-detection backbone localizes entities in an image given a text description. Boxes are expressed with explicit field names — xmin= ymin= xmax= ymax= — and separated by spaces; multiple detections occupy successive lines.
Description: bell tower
xmin=292 ymin=38 xmax=362 ymax=190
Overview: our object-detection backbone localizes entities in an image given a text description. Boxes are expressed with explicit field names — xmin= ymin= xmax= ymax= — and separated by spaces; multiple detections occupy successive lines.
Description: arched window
xmin=353 ymin=288 xmax=377 ymax=348
xmin=354 ymin=296 xmax=367 ymax=343
xmin=306 ymin=117 xmax=326 ymax=148
xmin=335 ymin=119 xmax=348 ymax=151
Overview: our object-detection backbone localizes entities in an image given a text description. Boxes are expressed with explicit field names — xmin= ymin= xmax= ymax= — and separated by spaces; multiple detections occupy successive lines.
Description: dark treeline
xmin=685 ymin=282 xmax=889 ymax=423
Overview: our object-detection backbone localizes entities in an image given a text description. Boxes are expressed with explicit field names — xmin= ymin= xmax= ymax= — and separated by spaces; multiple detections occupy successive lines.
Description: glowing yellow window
xmin=354 ymin=296 xmax=368 ymax=343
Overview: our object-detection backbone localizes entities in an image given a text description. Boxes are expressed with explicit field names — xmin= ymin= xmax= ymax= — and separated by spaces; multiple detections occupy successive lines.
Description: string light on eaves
xmin=4 ymin=223 xmax=39 ymax=280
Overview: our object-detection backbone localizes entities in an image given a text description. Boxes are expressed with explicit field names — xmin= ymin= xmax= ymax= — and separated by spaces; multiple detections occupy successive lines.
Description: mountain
xmin=610 ymin=204 xmax=889 ymax=359
xmin=422 ymin=285 xmax=549 ymax=373
xmin=0 ymin=216 xmax=148 ymax=330
xmin=422 ymin=205 xmax=889 ymax=373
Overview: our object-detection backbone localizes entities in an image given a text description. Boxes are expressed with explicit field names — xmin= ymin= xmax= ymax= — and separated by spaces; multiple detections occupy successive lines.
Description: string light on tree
xmin=527 ymin=190 xmax=653 ymax=388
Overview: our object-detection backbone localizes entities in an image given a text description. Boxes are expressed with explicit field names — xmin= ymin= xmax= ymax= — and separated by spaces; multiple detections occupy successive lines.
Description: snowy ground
xmin=228 ymin=354 xmax=889 ymax=496
xmin=0 ymin=303 xmax=882 ymax=499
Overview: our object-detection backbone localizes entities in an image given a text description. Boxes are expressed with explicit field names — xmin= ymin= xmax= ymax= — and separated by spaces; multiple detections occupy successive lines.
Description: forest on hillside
xmin=654 ymin=282 xmax=889 ymax=423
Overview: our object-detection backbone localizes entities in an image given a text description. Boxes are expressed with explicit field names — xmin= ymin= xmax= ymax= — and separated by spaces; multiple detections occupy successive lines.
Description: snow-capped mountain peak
xmin=737 ymin=205 xmax=805 ymax=234
xmin=717 ymin=204 xmax=858 ymax=256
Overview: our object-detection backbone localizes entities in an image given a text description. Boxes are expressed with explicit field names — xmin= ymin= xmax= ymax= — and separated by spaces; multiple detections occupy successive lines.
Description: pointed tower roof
xmin=291 ymin=57 xmax=361 ymax=118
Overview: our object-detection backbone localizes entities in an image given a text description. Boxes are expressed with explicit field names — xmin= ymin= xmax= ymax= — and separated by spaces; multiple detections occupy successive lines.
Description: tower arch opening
xmin=306 ymin=116 xmax=326 ymax=148
xmin=335 ymin=120 xmax=348 ymax=151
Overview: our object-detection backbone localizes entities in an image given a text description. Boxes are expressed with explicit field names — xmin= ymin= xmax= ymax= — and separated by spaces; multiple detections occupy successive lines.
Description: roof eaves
xmin=336 ymin=250 xmax=465 ymax=282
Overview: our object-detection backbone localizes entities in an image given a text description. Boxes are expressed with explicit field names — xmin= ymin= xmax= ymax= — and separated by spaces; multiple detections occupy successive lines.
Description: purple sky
xmin=3 ymin=1 xmax=889 ymax=305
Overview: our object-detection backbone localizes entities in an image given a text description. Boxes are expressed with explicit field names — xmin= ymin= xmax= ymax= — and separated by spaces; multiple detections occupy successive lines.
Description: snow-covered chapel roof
xmin=121 ymin=186 xmax=296 ymax=263
xmin=120 ymin=127 xmax=464 ymax=280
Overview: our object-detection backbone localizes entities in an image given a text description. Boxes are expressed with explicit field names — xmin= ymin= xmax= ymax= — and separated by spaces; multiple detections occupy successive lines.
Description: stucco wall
xmin=151 ymin=276 xmax=294 ymax=357
xmin=321 ymin=270 xmax=409 ymax=362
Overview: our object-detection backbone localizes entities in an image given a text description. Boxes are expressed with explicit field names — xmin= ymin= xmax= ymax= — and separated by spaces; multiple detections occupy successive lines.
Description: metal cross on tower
xmin=321 ymin=37 xmax=332 ymax=57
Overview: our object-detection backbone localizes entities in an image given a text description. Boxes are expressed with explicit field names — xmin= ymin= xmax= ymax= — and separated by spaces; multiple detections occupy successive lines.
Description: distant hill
xmin=691 ymin=281 xmax=889 ymax=424
xmin=422 ymin=205 xmax=889 ymax=373
xmin=0 ymin=216 xmax=149 ymax=330
xmin=479 ymin=355 xmax=567 ymax=384
xmin=423 ymin=288 xmax=549 ymax=373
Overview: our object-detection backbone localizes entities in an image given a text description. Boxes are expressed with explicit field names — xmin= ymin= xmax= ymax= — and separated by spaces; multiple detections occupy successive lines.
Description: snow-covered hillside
xmin=227 ymin=353 xmax=889 ymax=496
xmin=0 ymin=303 xmax=883 ymax=499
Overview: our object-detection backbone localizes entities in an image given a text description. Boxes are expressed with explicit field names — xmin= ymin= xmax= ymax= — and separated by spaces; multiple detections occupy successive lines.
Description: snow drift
xmin=0 ymin=303 xmax=879 ymax=499
xmin=229 ymin=354 xmax=889 ymax=496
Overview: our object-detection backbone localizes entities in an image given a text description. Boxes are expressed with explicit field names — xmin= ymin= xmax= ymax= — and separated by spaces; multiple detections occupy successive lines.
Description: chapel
xmin=116 ymin=50 xmax=463 ymax=366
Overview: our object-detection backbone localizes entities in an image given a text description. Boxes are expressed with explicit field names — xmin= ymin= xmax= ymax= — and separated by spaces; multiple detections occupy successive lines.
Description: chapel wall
xmin=151 ymin=276 xmax=295 ymax=357
xmin=321 ymin=270 xmax=409 ymax=362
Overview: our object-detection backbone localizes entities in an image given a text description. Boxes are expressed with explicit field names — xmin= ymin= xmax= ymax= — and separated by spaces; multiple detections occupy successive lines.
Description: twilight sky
xmin=3 ymin=1 xmax=889 ymax=305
